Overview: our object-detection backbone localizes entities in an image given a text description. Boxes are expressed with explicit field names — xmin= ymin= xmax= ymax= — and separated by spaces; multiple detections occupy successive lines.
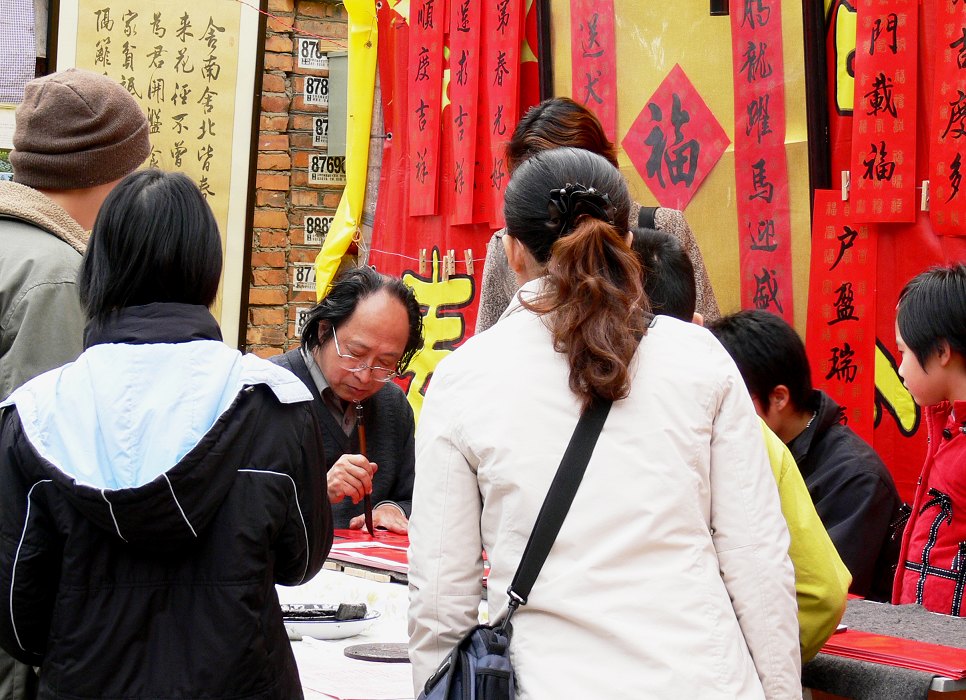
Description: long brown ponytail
xmin=503 ymin=148 xmax=648 ymax=406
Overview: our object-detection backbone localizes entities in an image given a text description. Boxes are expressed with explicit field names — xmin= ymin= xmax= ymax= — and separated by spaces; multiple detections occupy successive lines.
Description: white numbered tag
xmin=309 ymin=155 xmax=346 ymax=185
xmin=304 ymin=76 xmax=329 ymax=106
xmin=304 ymin=214 xmax=334 ymax=245
xmin=313 ymin=116 xmax=328 ymax=147
xmin=292 ymin=263 xmax=317 ymax=293
xmin=295 ymin=307 xmax=312 ymax=337
xmin=297 ymin=38 xmax=328 ymax=70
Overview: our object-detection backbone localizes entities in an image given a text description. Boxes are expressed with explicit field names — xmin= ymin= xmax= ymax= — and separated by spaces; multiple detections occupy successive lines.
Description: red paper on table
xmin=730 ymin=0 xmax=795 ymax=325
xmin=407 ymin=0 xmax=445 ymax=216
xmin=622 ymin=64 xmax=730 ymax=211
xmin=805 ymin=191 xmax=879 ymax=445
xmin=328 ymin=529 xmax=410 ymax=575
xmin=928 ymin=0 xmax=966 ymax=236
xmin=448 ymin=0 xmax=483 ymax=226
xmin=822 ymin=630 xmax=966 ymax=678
xmin=848 ymin=0 xmax=918 ymax=223
xmin=481 ymin=0 xmax=522 ymax=229
xmin=332 ymin=529 xmax=410 ymax=547
xmin=570 ymin=0 xmax=617 ymax=143
xmin=329 ymin=531 xmax=493 ymax=583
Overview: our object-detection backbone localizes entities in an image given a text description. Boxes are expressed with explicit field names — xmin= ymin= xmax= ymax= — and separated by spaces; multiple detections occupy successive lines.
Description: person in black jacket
xmin=273 ymin=267 xmax=423 ymax=534
xmin=0 ymin=170 xmax=331 ymax=699
xmin=709 ymin=310 xmax=902 ymax=601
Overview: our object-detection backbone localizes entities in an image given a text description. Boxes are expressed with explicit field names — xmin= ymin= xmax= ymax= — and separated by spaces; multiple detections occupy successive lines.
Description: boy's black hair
xmin=897 ymin=263 xmax=966 ymax=367
xmin=630 ymin=227 xmax=696 ymax=322
xmin=707 ymin=310 xmax=813 ymax=411
xmin=300 ymin=266 xmax=423 ymax=373
xmin=79 ymin=169 xmax=222 ymax=326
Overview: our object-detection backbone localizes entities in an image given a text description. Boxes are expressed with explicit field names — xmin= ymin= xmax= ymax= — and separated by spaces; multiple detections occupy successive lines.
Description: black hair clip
xmin=547 ymin=183 xmax=616 ymax=237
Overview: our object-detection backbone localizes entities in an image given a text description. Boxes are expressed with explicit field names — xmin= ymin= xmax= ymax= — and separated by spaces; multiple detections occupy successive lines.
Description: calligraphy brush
xmin=355 ymin=403 xmax=375 ymax=536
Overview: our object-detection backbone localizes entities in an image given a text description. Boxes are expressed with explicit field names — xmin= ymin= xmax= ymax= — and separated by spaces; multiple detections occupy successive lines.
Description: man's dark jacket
xmin=0 ymin=305 xmax=332 ymax=699
xmin=789 ymin=389 xmax=903 ymax=601
xmin=272 ymin=349 xmax=415 ymax=528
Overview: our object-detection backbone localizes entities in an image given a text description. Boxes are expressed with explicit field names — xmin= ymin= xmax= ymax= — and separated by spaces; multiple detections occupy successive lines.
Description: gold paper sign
xmin=82 ymin=2 xmax=239 ymax=228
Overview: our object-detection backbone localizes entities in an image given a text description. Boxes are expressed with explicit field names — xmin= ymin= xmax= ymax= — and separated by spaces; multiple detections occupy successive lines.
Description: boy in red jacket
xmin=893 ymin=263 xmax=966 ymax=613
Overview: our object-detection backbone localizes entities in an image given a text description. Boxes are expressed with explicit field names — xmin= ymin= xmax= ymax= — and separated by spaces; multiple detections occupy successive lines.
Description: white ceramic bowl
xmin=284 ymin=610 xmax=380 ymax=640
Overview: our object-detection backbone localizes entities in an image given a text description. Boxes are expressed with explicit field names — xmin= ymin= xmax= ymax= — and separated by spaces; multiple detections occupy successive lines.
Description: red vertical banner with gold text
xmin=849 ymin=0 xmax=918 ymax=223
xmin=449 ymin=0 xmax=482 ymax=226
xmin=806 ymin=191 xmax=879 ymax=445
xmin=929 ymin=0 xmax=966 ymax=236
xmin=731 ymin=0 xmax=795 ymax=323
xmin=407 ymin=0 xmax=445 ymax=216
xmin=570 ymin=0 xmax=617 ymax=143
xmin=482 ymin=0 xmax=522 ymax=229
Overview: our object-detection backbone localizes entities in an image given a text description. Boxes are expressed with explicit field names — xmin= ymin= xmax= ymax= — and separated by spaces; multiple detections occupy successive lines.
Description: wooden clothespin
xmin=418 ymin=248 xmax=427 ymax=275
xmin=921 ymin=180 xmax=930 ymax=212
xmin=841 ymin=170 xmax=850 ymax=202
xmin=441 ymin=251 xmax=450 ymax=282
xmin=464 ymin=249 xmax=474 ymax=275
xmin=448 ymin=249 xmax=456 ymax=277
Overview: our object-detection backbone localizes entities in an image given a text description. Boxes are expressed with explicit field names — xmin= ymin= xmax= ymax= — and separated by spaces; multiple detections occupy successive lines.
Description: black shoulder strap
xmin=637 ymin=206 xmax=659 ymax=230
xmin=505 ymin=397 xmax=612 ymax=609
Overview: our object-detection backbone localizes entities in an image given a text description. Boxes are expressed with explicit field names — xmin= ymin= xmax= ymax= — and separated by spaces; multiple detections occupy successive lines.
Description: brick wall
xmin=247 ymin=0 xmax=351 ymax=358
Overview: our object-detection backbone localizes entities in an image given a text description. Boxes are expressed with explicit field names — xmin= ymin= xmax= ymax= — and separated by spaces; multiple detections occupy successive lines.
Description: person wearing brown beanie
xmin=0 ymin=68 xmax=149 ymax=699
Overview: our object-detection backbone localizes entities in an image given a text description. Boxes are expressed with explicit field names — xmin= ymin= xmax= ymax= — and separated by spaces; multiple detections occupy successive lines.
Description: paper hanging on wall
xmin=622 ymin=64 xmax=729 ymax=212
xmin=848 ymin=0 xmax=918 ymax=223
xmin=806 ymin=191 xmax=879 ymax=444
xmin=730 ymin=0 xmax=795 ymax=324
xmin=570 ymin=0 xmax=617 ymax=143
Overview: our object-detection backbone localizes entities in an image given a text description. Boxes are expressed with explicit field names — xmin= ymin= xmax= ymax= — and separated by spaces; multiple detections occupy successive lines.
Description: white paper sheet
xmin=294 ymin=638 xmax=414 ymax=700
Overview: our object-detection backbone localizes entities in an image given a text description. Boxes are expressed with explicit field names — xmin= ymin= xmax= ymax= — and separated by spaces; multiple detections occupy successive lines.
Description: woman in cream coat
xmin=408 ymin=148 xmax=800 ymax=699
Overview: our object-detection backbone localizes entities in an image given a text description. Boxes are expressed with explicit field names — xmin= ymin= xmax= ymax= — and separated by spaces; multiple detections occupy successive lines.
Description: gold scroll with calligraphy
xmin=74 ymin=1 xmax=243 ymax=331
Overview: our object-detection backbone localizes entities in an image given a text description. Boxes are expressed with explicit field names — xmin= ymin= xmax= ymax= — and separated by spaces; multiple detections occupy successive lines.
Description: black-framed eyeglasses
xmin=331 ymin=327 xmax=399 ymax=382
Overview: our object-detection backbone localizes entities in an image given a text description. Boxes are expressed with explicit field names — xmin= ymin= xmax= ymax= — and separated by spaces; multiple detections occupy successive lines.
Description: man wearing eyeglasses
xmin=272 ymin=267 xmax=424 ymax=534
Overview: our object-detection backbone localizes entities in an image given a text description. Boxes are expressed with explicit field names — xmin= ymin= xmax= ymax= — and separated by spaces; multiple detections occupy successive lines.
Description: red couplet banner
xmin=806 ymin=191 xmax=879 ymax=445
xmin=730 ymin=0 xmax=795 ymax=324
xmin=928 ymin=0 xmax=966 ymax=235
xmin=407 ymin=0 xmax=445 ymax=216
xmin=569 ymin=0 xmax=617 ymax=143
xmin=848 ymin=0 xmax=918 ymax=223
xmin=369 ymin=2 xmax=540 ymax=417
xmin=448 ymin=0 xmax=482 ymax=226
xmin=482 ymin=0 xmax=522 ymax=229
xmin=823 ymin=0 xmax=966 ymax=501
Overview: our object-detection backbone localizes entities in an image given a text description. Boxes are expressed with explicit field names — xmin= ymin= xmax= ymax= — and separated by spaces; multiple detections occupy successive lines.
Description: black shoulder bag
xmin=418 ymin=397 xmax=613 ymax=700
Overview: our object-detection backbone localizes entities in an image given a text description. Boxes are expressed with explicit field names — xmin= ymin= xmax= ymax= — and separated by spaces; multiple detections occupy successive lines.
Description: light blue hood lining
xmin=1 ymin=341 xmax=312 ymax=491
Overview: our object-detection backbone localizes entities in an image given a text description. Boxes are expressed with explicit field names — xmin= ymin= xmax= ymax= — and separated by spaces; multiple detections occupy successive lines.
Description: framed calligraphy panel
xmin=53 ymin=0 xmax=265 ymax=347
xmin=848 ymin=0 xmax=918 ymax=223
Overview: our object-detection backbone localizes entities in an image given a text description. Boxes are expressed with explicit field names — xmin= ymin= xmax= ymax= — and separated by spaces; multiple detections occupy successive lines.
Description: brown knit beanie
xmin=11 ymin=68 xmax=151 ymax=190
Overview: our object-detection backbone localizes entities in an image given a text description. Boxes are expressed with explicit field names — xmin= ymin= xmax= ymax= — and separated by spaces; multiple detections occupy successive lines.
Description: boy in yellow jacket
xmin=633 ymin=227 xmax=851 ymax=660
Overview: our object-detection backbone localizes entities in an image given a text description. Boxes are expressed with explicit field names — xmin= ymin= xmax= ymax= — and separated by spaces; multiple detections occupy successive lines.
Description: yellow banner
xmin=314 ymin=0 xmax=378 ymax=300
